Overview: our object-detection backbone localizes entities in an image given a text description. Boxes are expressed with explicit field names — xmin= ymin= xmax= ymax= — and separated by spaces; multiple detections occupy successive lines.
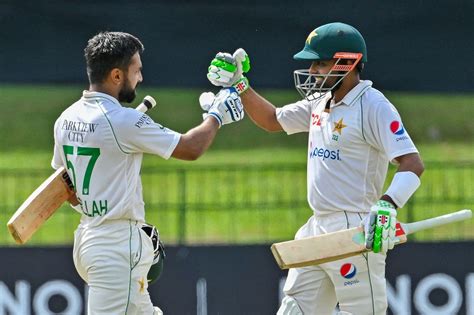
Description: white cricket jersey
xmin=276 ymin=80 xmax=418 ymax=215
xmin=51 ymin=91 xmax=181 ymax=227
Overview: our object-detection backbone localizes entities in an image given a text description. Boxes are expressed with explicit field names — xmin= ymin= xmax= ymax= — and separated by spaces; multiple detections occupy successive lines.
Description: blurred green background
xmin=0 ymin=86 xmax=473 ymax=153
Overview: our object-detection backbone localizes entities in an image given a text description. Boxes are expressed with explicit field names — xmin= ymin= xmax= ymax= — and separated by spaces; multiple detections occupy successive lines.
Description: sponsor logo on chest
xmin=310 ymin=110 xmax=348 ymax=142
xmin=308 ymin=142 xmax=341 ymax=161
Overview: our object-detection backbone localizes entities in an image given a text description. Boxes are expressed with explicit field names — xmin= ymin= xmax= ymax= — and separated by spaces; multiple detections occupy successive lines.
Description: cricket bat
xmin=271 ymin=209 xmax=472 ymax=269
xmin=7 ymin=96 xmax=157 ymax=244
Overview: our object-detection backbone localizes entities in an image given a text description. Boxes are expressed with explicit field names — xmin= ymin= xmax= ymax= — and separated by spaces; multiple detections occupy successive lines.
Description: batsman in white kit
xmin=207 ymin=22 xmax=424 ymax=314
xmin=51 ymin=32 xmax=244 ymax=314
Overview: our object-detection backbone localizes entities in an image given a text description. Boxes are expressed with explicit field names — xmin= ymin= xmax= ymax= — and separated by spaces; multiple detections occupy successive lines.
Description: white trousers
xmin=73 ymin=220 xmax=160 ymax=314
xmin=279 ymin=212 xmax=388 ymax=315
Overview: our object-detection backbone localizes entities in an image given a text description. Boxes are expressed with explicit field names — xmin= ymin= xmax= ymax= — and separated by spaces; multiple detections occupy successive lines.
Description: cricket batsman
xmin=207 ymin=22 xmax=424 ymax=314
xmin=51 ymin=31 xmax=244 ymax=314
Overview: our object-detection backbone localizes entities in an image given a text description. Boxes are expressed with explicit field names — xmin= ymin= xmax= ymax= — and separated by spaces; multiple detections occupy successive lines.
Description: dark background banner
xmin=1 ymin=0 xmax=472 ymax=91
xmin=1 ymin=243 xmax=473 ymax=314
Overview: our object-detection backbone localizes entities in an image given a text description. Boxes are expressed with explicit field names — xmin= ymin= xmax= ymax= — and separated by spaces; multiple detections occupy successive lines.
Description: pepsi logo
xmin=340 ymin=263 xmax=357 ymax=279
xmin=390 ymin=121 xmax=405 ymax=135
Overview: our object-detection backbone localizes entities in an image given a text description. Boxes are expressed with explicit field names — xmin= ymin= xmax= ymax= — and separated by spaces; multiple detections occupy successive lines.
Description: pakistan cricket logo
xmin=332 ymin=118 xmax=347 ymax=141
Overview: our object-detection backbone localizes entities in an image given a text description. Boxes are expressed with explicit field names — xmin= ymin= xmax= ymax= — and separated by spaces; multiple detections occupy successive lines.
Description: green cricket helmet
xmin=142 ymin=223 xmax=166 ymax=284
xmin=148 ymin=240 xmax=166 ymax=284
xmin=293 ymin=22 xmax=367 ymax=101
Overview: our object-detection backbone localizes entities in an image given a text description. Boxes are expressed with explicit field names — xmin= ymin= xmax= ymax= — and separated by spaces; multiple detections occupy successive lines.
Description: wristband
xmin=384 ymin=171 xmax=421 ymax=208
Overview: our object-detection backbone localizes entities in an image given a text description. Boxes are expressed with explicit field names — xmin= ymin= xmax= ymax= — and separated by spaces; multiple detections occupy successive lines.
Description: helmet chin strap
xmin=324 ymin=91 xmax=334 ymax=113
xmin=332 ymin=79 xmax=344 ymax=92
xmin=327 ymin=76 xmax=344 ymax=106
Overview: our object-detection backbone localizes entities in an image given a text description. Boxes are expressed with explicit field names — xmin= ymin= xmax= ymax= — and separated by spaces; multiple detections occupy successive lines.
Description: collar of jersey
xmin=333 ymin=80 xmax=373 ymax=108
xmin=82 ymin=90 xmax=121 ymax=107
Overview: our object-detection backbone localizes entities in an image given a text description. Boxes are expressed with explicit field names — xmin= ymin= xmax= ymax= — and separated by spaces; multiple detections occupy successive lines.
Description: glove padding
xmin=199 ymin=87 xmax=244 ymax=127
xmin=207 ymin=48 xmax=250 ymax=93
xmin=362 ymin=200 xmax=397 ymax=254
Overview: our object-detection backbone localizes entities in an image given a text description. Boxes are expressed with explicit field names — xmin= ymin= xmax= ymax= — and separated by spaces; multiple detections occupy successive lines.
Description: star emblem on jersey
xmin=332 ymin=118 xmax=347 ymax=135
xmin=138 ymin=277 xmax=145 ymax=293
xmin=306 ymin=30 xmax=318 ymax=45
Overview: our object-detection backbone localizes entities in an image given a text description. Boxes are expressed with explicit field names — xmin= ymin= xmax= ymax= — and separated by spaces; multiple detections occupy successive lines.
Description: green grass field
xmin=0 ymin=86 xmax=472 ymax=245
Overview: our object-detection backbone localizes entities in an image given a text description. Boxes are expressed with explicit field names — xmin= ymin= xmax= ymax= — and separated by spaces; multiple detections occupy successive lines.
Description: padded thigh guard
xmin=277 ymin=296 xmax=303 ymax=315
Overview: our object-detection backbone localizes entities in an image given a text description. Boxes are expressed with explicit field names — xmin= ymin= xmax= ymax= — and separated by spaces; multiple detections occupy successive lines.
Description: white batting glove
xmin=199 ymin=87 xmax=244 ymax=127
xmin=362 ymin=200 xmax=397 ymax=254
xmin=199 ymin=91 xmax=215 ymax=111
xmin=207 ymin=48 xmax=251 ymax=94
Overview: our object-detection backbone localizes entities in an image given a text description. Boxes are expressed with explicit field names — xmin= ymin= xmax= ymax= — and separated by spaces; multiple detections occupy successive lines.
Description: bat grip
xmin=136 ymin=95 xmax=156 ymax=113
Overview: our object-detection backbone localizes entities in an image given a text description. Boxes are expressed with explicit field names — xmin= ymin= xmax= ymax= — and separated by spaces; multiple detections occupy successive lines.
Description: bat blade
xmin=271 ymin=209 xmax=471 ymax=270
xmin=7 ymin=167 xmax=74 ymax=244
xmin=271 ymin=226 xmax=407 ymax=269
xmin=271 ymin=227 xmax=365 ymax=269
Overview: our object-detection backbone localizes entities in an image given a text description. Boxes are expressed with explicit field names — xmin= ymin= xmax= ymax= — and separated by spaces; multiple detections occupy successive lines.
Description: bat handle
xmin=403 ymin=209 xmax=472 ymax=235
xmin=136 ymin=95 xmax=157 ymax=113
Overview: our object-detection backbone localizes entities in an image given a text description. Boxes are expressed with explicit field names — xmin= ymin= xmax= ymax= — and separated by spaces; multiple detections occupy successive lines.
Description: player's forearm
xmin=382 ymin=153 xmax=424 ymax=208
xmin=241 ymin=88 xmax=283 ymax=132
xmin=171 ymin=117 xmax=219 ymax=160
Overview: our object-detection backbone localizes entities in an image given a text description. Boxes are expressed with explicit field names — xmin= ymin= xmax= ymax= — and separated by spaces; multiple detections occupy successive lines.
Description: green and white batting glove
xmin=207 ymin=48 xmax=251 ymax=94
xmin=363 ymin=200 xmax=397 ymax=254
xmin=199 ymin=87 xmax=244 ymax=128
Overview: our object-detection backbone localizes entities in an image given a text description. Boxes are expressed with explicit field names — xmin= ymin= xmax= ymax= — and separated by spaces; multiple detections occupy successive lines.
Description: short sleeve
xmin=51 ymin=118 xmax=64 ymax=170
xmin=364 ymin=100 xmax=418 ymax=163
xmin=275 ymin=100 xmax=312 ymax=134
xmin=113 ymin=109 xmax=181 ymax=159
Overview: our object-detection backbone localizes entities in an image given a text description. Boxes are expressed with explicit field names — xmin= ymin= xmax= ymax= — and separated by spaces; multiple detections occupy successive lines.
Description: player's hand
xmin=362 ymin=200 xmax=397 ymax=254
xmin=199 ymin=87 xmax=244 ymax=127
xmin=207 ymin=48 xmax=251 ymax=94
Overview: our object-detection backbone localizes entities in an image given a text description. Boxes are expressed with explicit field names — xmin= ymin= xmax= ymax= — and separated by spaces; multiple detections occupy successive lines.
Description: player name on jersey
xmin=77 ymin=198 xmax=108 ymax=217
